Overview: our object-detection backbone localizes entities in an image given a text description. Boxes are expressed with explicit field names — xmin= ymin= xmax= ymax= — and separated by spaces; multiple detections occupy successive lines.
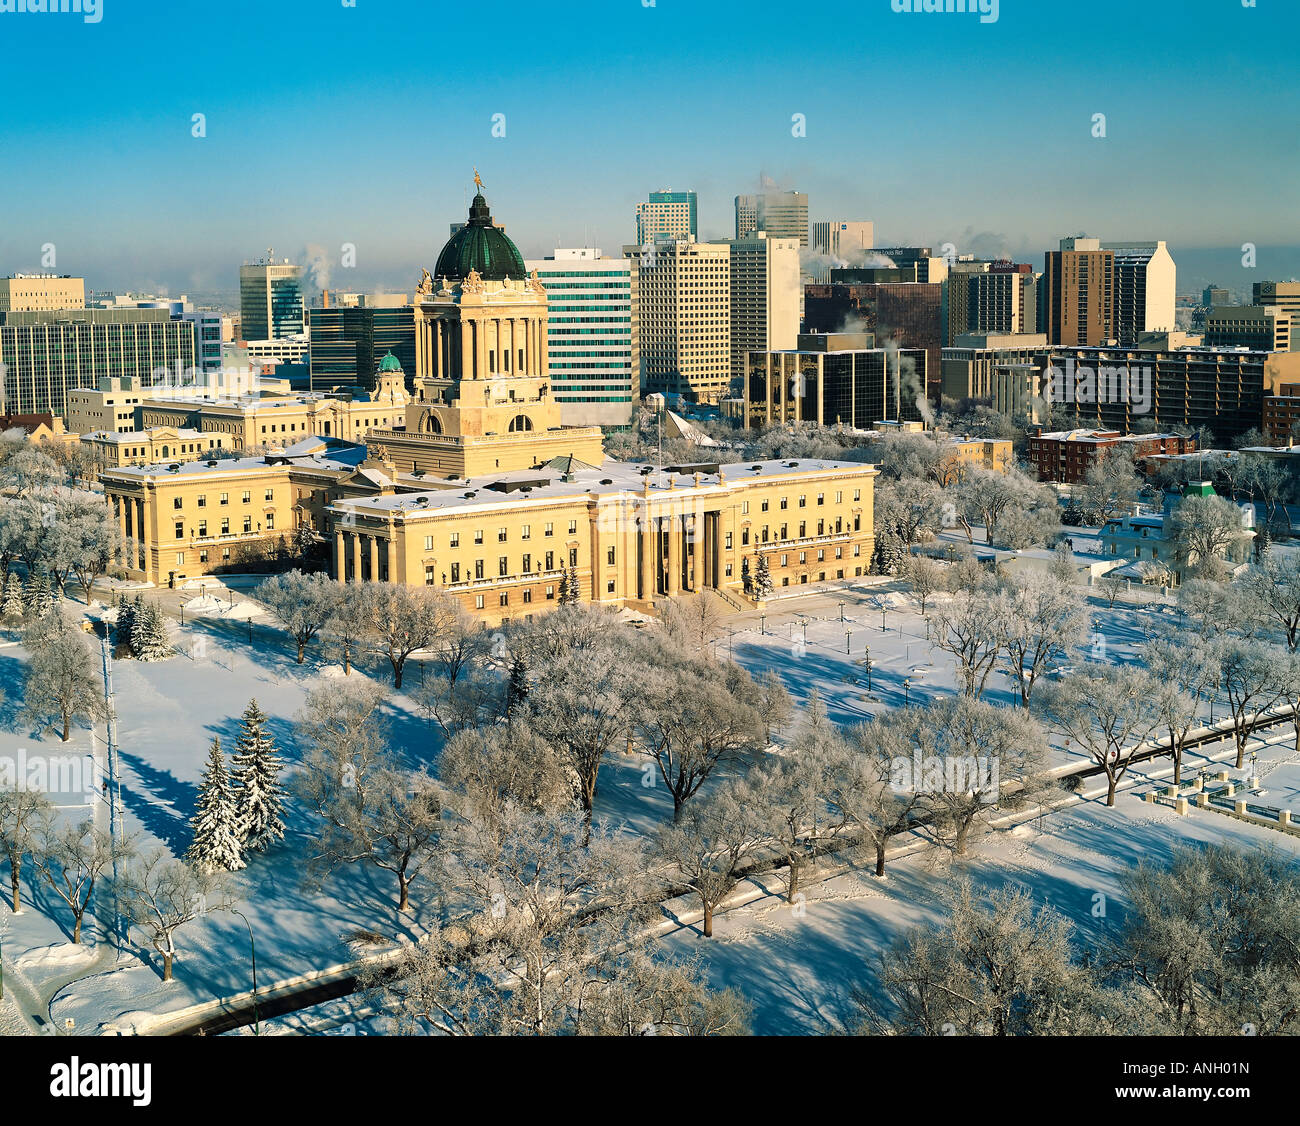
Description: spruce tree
xmin=186 ymin=737 xmax=245 ymax=873
xmin=562 ymin=564 xmax=581 ymax=605
xmin=230 ymin=698 xmax=286 ymax=852
xmin=741 ymin=556 xmax=752 ymax=597
xmin=754 ymin=554 xmax=773 ymax=599
xmin=24 ymin=566 xmax=55 ymax=617
xmin=131 ymin=602 xmax=173 ymax=661
xmin=115 ymin=593 xmax=137 ymax=647
xmin=1 ymin=572 xmax=25 ymax=624
xmin=506 ymin=656 xmax=530 ymax=719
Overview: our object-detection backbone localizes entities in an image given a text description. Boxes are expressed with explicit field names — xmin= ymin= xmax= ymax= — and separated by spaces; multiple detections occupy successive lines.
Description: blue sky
xmin=0 ymin=0 xmax=1295 ymax=297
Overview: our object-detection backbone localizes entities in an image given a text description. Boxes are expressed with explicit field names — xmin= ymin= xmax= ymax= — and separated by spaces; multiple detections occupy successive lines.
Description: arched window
xmin=508 ymin=414 xmax=533 ymax=433
xmin=425 ymin=413 xmax=443 ymax=435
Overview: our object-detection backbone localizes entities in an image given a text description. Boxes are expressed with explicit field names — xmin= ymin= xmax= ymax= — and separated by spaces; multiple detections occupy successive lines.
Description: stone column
xmin=350 ymin=532 xmax=362 ymax=583
xmin=334 ymin=530 xmax=345 ymax=582
xmin=115 ymin=496 xmax=128 ymax=566
xmin=639 ymin=513 xmax=654 ymax=601
xmin=387 ymin=534 xmax=397 ymax=585
xmin=462 ymin=320 xmax=473 ymax=380
xmin=135 ymin=498 xmax=146 ymax=573
xmin=666 ymin=515 xmax=681 ymax=596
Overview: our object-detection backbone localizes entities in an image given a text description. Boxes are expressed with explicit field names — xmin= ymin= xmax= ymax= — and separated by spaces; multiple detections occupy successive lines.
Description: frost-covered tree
xmin=119 ymin=850 xmax=227 ymax=981
xmin=1166 ymin=494 xmax=1251 ymax=578
xmin=757 ymin=667 xmax=793 ymax=744
xmin=230 ymin=699 xmax=286 ymax=853
xmin=34 ymin=818 xmax=131 ymax=943
xmin=186 ymin=738 xmax=245 ymax=873
xmin=656 ymin=777 xmax=771 ymax=938
xmin=1001 ymin=572 xmax=1087 ymax=708
xmin=256 ymin=569 xmax=335 ymax=663
xmin=1141 ymin=633 xmax=1222 ymax=784
xmin=1218 ymin=638 xmax=1291 ymax=769
xmin=20 ymin=623 xmax=106 ymax=742
xmin=439 ymin=721 xmax=569 ymax=826
xmin=23 ymin=565 xmax=56 ymax=617
xmin=559 ymin=564 xmax=581 ymax=605
xmin=930 ymin=586 xmax=1013 ymax=698
xmin=900 ymin=553 xmax=943 ymax=614
xmin=753 ymin=553 xmax=773 ymax=599
xmin=660 ymin=591 xmax=726 ymax=658
xmin=360 ymin=584 xmax=454 ymax=689
xmin=1241 ymin=554 xmax=1300 ymax=651
xmin=1 ymin=571 xmax=25 ymax=628
xmin=1036 ymin=666 xmax=1165 ymax=806
xmin=323 ymin=581 xmax=368 ymax=675
xmin=829 ymin=718 xmax=926 ymax=877
xmin=0 ymin=787 xmax=53 ymax=912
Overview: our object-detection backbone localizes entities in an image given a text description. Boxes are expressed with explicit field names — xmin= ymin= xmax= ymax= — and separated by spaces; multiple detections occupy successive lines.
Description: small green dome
xmin=378 ymin=352 xmax=403 ymax=373
xmin=435 ymin=193 xmax=526 ymax=282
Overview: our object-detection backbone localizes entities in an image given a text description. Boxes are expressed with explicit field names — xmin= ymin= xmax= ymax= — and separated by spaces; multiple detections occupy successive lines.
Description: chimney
xmin=321 ymin=290 xmax=330 ymax=309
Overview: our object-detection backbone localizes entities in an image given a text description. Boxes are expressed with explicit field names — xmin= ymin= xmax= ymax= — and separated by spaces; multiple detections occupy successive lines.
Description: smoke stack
xmin=322 ymin=290 xmax=331 ymax=309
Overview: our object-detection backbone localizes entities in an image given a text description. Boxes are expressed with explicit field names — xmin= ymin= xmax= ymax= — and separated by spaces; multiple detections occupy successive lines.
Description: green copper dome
xmin=378 ymin=351 xmax=403 ymax=373
xmin=435 ymin=193 xmax=526 ymax=282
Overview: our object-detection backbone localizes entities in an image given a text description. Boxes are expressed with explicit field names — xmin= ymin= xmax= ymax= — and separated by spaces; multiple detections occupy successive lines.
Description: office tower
xmin=1043 ymin=237 xmax=1115 ymax=346
xmin=808 ymin=221 xmax=875 ymax=282
xmin=943 ymin=261 xmax=990 ymax=345
xmin=0 ymin=307 xmax=197 ymax=418
xmin=627 ymin=239 xmax=731 ymax=403
xmin=1253 ymin=282 xmax=1300 ymax=345
xmin=735 ymin=195 xmax=758 ymax=239
xmin=239 ymin=257 xmax=308 ymax=340
xmin=941 ymin=332 xmax=1049 ymax=401
xmin=960 ymin=263 xmax=1037 ymax=340
xmin=804 ymin=279 xmax=944 ymax=398
xmin=1102 ymin=240 xmax=1176 ymax=344
xmin=309 ymin=296 xmax=416 ymax=392
xmin=635 ymin=190 xmax=698 ymax=246
xmin=727 ymin=234 xmax=801 ymax=389
xmin=0 ymin=274 xmax=86 ymax=312
xmin=524 ymin=248 xmax=636 ymax=429
xmin=755 ymin=190 xmax=809 ymax=246
xmin=745 ymin=333 xmax=928 ymax=429
xmin=1204 ymin=305 xmax=1292 ymax=352
xmin=1203 ymin=284 xmax=1231 ymax=308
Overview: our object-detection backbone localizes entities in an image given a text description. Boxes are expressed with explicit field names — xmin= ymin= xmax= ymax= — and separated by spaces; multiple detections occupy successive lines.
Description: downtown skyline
xmin=0 ymin=0 xmax=1296 ymax=297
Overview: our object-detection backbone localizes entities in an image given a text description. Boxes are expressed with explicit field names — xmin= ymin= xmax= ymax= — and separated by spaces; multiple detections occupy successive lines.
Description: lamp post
xmin=903 ymin=677 xmax=911 ymax=706
xmin=229 ymin=909 xmax=260 ymax=1036
xmin=864 ymin=646 xmax=872 ymax=691
xmin=760 ymin=614 xmax=766 ymax=636
xmin=839 ymin=601 xmax=845 ymax=623
xmin=846 ymin=630 xmax=851 ymax=654
xmin=881 ymin=607 xmax=887 ymax=632
xmin=728 ymin=629 xmax=734 ymax=661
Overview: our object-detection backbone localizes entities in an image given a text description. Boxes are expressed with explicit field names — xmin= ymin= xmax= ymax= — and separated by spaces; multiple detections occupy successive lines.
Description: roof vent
xmin=600 ymin=479 xmax=613 ymax=485
xmin=751 ymin=465 xmax=762 ymax=471
xmin=167 ymin=463 xmax=181 ymax=472
xmin=207 ymin=459 xmax=218 ymax=467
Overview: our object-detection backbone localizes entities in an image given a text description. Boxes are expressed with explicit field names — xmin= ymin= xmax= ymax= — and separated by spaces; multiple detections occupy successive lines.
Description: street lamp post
xmin=760 ymin=614 xmax=766 ymax=636
xmin=229 ymin=909 xmax=260 ymax=1036
xmin=839 ymin=601 xmax=844 ymax=622
xmin=865 ymin=645 xmax=872 ymax=691
xmin=904 ymin=677 xmax=911 ymax=706
xmin=881 ymin=607 xmax=886 ymax=632
xmin=846 ymin=630 xmax=851 ymax=654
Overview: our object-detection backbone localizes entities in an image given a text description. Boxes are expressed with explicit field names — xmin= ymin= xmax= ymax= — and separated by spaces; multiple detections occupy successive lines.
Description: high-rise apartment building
xmin=1253 ymin=282 xmax=1300 ymax=345
xmin=0 ymin=308 xmax=197 ymax=418
xmin=1102 ymin=240 xmax=1176 ymax=344
xmin=1043 ymin=237 xmax=1115 ymax=346
xmin=807 ymin=221 xmax=875 ymax=283
xmin=627 ymin=239 xmax=731 ymax=403
xmin=0 ymin=275 xmax=86 ymax=312
xmin=239 ymin=258 xmax=308 ymax=340
xmin=755 ymin=191 xmax=809 ymax=246
xmin=524 ymin=249 xmax=637 ymax=429
xmin=727 ymin=234 xmax=801 ymax=388
xmin=635 ymin=190 xmax=698 ymax=246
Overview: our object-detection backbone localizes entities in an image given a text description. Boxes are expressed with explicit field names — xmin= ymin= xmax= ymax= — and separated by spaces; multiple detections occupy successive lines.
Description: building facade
xmin=1043 ymin=237 xmax=1115 ymax=347
xmin=635 ymin=190 xmax=698 ymax=246
xmin=1027 ymin=428 xmax=1197 ymax=484
xmin=239 ymin=259 xmax=308 ymax=340
xmin=1102 ymin=241 xmax=1176 ymax=345
xmin=308 ymin=298 xmax=416 ymax=391
xmin=728 ymin=234 xmax=801 ymax=389
xmin=524 ymin=249 xmax=636 ymax=430
xmin=0 ymin=275 xmax=85 ymax=312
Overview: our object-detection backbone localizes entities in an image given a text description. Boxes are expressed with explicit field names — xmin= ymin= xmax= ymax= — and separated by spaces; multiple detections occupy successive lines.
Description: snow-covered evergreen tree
xmin=131 ymin=602 xmax=173 ymax=661
xmin=506 ymin=656 xmax=530 ymax=719
xmin=560 ymin=565 xmax=581 ymax=605
xmin=114 ymin=593 xmax=137 ymax=647
xmin=23 ymin=566 xmax=56 ymax=617
xmin=186 ymin=737 xmax=245 ymax=873
xmin=754 ymin=554 xmax=773 ymax=599
xmin=230 ymin=698 xmax=286 ymax=852
xmin=1 ymin=572 xmax=26 ymax=624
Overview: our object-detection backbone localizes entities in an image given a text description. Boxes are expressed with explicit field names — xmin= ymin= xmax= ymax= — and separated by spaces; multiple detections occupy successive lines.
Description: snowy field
xmin=0 ymin=532 xmax=1294 ymax=1034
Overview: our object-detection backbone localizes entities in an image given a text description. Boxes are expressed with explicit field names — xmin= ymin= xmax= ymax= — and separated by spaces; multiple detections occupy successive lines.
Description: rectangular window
xmin=522 ymin=553 xmax=531 ymax=572
xmin=798 ymin=495 xmax=806 ymax=508
xmin=451 ymin=562 xmax=461 ymax=582
xmin=266 ymin=513 xmax=274 ymax=531
xmin=175 ymin=521 xmax=184 ymax=539
xmin=424 ymin=536 xmax=434 ymax=551
xmin=741 ymin=501 xmax=749 ymax=515
xmin=265 ymin=489 xmax=274 ymax=502
xmin=173 ymin=497 xmax=183 ymax=510
xmin=761 ymin=500 xmax=769 ymax=512
xmin=780 ymin=497 xmax=788 ymax=510
xmin=199 ymin=550 xmax=208 ymax=563
xmin=221 ymin=518 xmax=230 ymax=535
xmin=817 ymin=549 xmax=825 ymax=561
xmin=499 ymin=592 xmax=509 ymax=607
xmin=220 ymin=493 xmax=229 ymax=506
xmin=243 ymin=516 xmax=253 ymax=533
xmin=450 ymin=532 xmax=460 ymax=548
xmin=475 ymin=560 xmax=485 ymax=579
xmin=546 ymin=585 xmax=556 ymax=600
xmin=545 ymin=551 xmax=554 ymax=570
xmin=780 ymin=554 xmax=788 ymax=566
xmin=474 ymin=529 xmax=483 ymax=545
xmin=197 ymin=495 xmax=206 ymax=508
xmin=475 ymin=595 xmax=485 ymax=609
xmin=835 ymin=491 xmax=843 ymax=504
xmin=568 ymin=520 xmax=578 ymax=535
xmin=725 ymin=532 xmax=732 ymax=549
xmin=498 ymin=556 xmax=508 ymax=577
xmin=241 ymin=491 xmax=251 ymax=504
xmin=498 ymin=528 xmax=507 ymax=543
xmin=817 ymin=493 xmax=824 ymax=506
xmin=521 ymin=524 xmax=530 ymax=540
xmin=545 ymin=523 xmax=554 ymax=537
xmin=606 ymin=547 xmax=616 ymax=565
xmin=798 ymin=551 xmax=806 ymax=563
xmin=523 ymin=589 xmax=532 ymax=604
xmin=568 ymin=548 xmax=578 ymax=566
xmin=424 ymin=566 xmax=435 ymax=586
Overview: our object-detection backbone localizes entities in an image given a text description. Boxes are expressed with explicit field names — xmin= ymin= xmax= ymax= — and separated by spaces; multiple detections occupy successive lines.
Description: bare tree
xmin=656 ymin=778 xmax=771 ymax=938
xmin=659 ymin=591 xmax=727 ymax=658
xmin=1140 ymin=633 xmax=1222 ymax=784
xmin=1036 ymin=666 xmax=1165 ymax=806
xmin=900 ymin=553 xmax=943 ymax=614
xmin=1241 ymin=554 xmax=1300 ymax=650
xmin=256 ymin=570 xmax=336 ymax=663
xmin=0 ymin=787 xmax=53 ymax=912
xmin=1218 ymin=638 xmax=1291 ymax=769
xmin=34 ymin=818 xmax=132 ymax=943
xmin=438 ymin=721 xmax=570 ymax=826
xmin=324 ymin=581 xmax=369 ymax=675
xmin=294 ymin=681 xmax=443 ymax=911
xmin=20 ymin=623 xmax=106 ymax=742
xmin=749 ymin=732 xmax=839 ymax=902
xmin=1002 ymin=572 xmax=1088 ymax=708
xmin=1166 ymin=494 xmax=1251 ymax=578
xmin=1080 ymin=446 xmax=1144 ymax=525
xmin=118 ymin=850 xmax=227 ymax=981
xmin=827 ymin=719 xmax=925 ymax=877
xmin=930 ymin=587 xmax=1012 ymax=698
xmin=757 ymin=668 xmax=793 ymax=743
xmin=636 ymin=649 xmax=764 ymax=821
xmin=361 ymin=585 xmax=454 ymax=688
xmin=956 ymin=468 xmax=1037 ymax=545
